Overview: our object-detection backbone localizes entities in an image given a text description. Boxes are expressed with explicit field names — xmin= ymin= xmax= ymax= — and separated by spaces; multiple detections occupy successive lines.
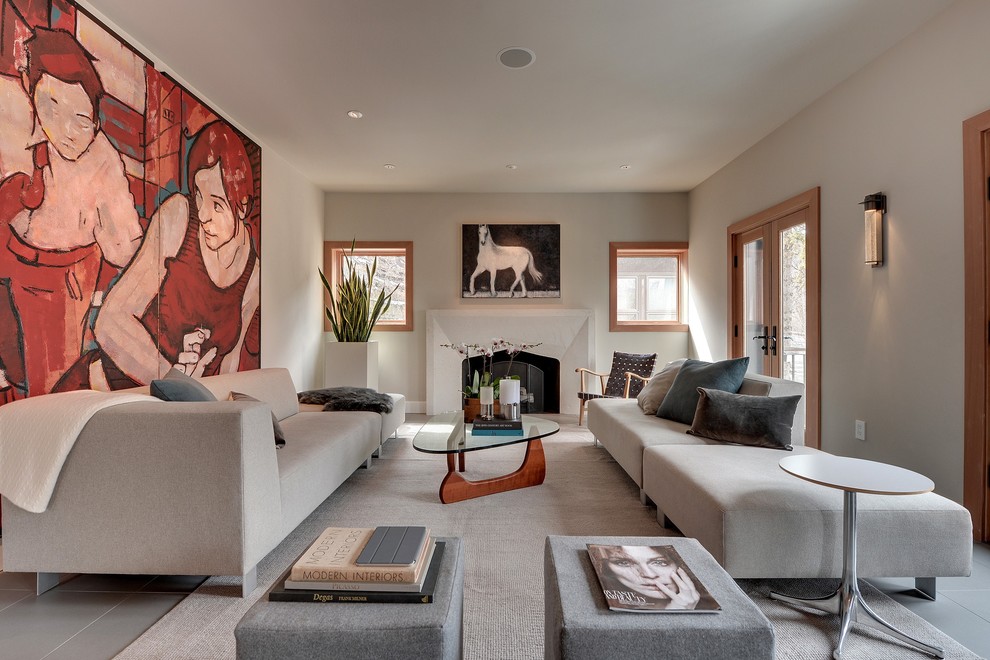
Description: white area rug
xmin=116 ymin=417 xmax=980 ymax=659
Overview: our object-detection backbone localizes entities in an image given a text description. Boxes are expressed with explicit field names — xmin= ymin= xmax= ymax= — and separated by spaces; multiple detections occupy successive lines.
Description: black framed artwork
xmin=461 ymin=224 xmax=561 ymax=298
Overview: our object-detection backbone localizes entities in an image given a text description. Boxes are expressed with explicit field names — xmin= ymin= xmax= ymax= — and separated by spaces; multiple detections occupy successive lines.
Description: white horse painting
xmin=468 ymin=224 xmax=544 ymax=297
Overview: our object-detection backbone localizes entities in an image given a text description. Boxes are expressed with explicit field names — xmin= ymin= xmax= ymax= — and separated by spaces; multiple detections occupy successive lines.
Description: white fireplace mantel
xmin=426 ymin=309 xmax=594 ymax=415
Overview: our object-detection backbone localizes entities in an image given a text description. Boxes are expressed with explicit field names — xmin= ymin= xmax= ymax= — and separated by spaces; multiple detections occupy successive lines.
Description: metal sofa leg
xmin=593 ymin=436 xmax=599 ymax=447
xmin=242 ymin=566 xmax=258 ymax=597
xmin=362 ymin=455 xmax=372 ymax=469
xmin=915 ymin=577 xmax=937 ymax=600
xmin=36 ymin=572 xmax=60 ymax=595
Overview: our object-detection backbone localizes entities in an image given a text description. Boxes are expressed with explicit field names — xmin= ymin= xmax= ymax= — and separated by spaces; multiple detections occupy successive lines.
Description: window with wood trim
xmin=324 ymin=241 xmax=413 ymax=331
xmin=609 ymin=243 xmax=688 ymax=332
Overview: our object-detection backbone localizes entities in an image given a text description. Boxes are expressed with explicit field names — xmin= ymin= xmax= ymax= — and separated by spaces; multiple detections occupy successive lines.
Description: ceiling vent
xmin=498 ymin=47 xmax=535 ymax=69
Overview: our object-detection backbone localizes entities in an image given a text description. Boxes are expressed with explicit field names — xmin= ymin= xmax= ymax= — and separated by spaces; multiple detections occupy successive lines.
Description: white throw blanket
xmin=0 ymin=390 xmax=159 ymax=513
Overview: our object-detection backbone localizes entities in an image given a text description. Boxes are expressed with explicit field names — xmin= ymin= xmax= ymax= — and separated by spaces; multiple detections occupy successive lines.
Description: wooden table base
xmin=438 ymin=439 xmax=546 ymax=504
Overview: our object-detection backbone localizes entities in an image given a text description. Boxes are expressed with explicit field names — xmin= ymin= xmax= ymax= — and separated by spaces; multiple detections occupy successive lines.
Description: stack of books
xmin=269 ymin=526 xmax=443 ymax=603
xmin=472 ymin=417 xmax=524 ymax=436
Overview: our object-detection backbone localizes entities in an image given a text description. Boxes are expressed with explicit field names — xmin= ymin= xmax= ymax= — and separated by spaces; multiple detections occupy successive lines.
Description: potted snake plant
xmin=320 ymin=242 xmax=397 ymax=390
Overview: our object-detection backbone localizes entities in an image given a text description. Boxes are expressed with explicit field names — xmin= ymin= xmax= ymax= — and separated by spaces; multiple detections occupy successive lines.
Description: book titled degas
xmin=289 ymin=527 xmax=429 ymax=583
xmin=587 ymin=544 xmax=721 ymax=613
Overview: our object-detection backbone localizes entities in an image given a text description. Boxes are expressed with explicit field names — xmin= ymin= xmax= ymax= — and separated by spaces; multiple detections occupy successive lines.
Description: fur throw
xmin=297 ymin=387 xmax=393 ymax=414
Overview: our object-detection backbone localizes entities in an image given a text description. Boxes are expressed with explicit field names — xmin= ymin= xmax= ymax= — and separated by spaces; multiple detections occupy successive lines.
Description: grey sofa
xmin=1 ymin=368 xmax=406 ymax=597
xmin=587 ymin=371 xmax=972 ymax=593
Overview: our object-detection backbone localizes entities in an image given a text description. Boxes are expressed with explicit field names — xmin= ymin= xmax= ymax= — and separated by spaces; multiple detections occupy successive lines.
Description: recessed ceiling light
xmin=619 ymin=164 xmax=631 ymax=170
xmin=498 ymin=47 xmax=535 ymax=69
xmin=347 ymin=110 xmax=363 ymax=119
xmin=506 ymin=164 xmax=518 ymax=170
xmin=383 ymin=164 xmax=396 ymax=169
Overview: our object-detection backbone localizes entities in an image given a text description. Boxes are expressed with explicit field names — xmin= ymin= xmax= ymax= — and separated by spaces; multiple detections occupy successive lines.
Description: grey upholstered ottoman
xmin=544 ymin=536 xmax=773 ymax=660
xmin=235 ymin=537 xmax=463 ymax=660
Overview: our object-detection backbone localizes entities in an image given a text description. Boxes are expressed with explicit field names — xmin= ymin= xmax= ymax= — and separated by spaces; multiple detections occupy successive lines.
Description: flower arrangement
xmin=441 ymin=338 xmax=543 ymax=399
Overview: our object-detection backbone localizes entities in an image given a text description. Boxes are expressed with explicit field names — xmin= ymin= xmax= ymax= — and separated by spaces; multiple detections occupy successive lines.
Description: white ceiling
xmin=85 ymin=0 xmax=951 ymax=193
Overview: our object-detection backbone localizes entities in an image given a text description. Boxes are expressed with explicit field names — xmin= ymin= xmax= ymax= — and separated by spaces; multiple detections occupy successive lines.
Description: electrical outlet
xmin=855 ymin=420 xmax=866 ymax=441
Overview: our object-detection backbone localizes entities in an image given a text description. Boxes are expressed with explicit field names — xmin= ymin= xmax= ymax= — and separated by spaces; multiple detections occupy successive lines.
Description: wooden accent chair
xmin=576 ymin=351 xmax=657 ymax=425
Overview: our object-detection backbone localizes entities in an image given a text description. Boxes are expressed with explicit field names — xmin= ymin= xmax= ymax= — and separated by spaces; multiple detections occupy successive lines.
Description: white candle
xmin=480 ymin=386 xmax=494 ymax=405
xmin=499 ymin=379 xmax=520 ymax=405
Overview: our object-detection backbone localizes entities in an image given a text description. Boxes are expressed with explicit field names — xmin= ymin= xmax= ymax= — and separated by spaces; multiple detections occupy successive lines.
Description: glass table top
xmin=412 ymin=411 xmax=560 ymax=454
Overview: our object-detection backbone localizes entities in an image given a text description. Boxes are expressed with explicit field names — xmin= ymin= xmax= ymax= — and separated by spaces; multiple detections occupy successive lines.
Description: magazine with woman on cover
xmin=587 ymin=544 xmax=721 ymax=613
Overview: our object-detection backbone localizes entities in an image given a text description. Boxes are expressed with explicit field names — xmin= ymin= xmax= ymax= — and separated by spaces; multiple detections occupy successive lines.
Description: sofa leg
xmin=593 ymin=436 xmax=598 ymax=447
xmin=362 ymin=455 xmax=372 ymax=469
xmin=36 ymin=572 xmax=60 ymax=595
xmin=242 ymin=566 xmax=258 ymax=597
xmin=914 ymin=577 xmax=937 ymax=600
xmin=372 ymin=446 xmax=381 ymax=458
xmin=640 ymin=489 xmax=653 ymax=507
xmin=656 ymin=509 xmax=675 ymax=530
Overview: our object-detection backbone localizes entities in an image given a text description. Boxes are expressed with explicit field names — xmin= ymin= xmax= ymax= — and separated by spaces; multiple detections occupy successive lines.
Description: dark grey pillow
xmin=687 ymin=387 xmax=800 ymax=450
xmin=656 ymin=357 xmax=749 ymax=424
xmin=149 ymin=368 xmax=217 ymax=402
xmin=230 ymin=391 xmax=286 ymax=448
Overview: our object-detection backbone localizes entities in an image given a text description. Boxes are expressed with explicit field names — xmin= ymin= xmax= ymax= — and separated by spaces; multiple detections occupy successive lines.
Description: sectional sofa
xmin=1 ymin=368 xmax=405 ymax=597
xmin=587 ymin=371 xmax=973 ymax=595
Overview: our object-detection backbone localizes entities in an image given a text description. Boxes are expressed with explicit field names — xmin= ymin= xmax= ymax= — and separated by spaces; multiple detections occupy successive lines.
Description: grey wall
xmin=260 ymin=152 xmax=325 ymax=389
xmin=325 ymin=193 xmax=689 ymax=408
xmin=689 ymin=0 xmax=990 ymax=502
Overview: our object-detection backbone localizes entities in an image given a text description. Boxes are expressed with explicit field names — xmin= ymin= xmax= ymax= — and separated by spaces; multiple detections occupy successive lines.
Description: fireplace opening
xmin=462 ymin=350 xmax=561 ymax=414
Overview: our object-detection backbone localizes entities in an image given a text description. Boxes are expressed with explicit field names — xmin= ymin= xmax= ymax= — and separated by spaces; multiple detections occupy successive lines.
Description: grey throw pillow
xmin=230 ymin=391 xmax=286 ymax=448
xmin=687 ymin=387 xmax=800 ymax=451
xmin=637 ymin=358 xmax=687 ymax=415
xmin=656 ymin=357 xmax=749 ymax=425
xmin=149 ymin=368 xmax=217 ymax=402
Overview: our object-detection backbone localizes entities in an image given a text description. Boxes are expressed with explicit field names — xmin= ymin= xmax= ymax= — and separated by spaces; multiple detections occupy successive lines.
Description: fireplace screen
xmin=463 ymin=351 xmax=560 ymax=413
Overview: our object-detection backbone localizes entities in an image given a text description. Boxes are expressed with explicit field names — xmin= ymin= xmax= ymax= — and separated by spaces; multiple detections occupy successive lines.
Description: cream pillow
xmin=637 ymin=359 xmax=687 ymax=415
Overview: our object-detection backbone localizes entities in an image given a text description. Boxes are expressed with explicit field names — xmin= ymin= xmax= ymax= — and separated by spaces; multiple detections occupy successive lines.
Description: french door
xmin=729 ymin=189 xmax=820 ymax=448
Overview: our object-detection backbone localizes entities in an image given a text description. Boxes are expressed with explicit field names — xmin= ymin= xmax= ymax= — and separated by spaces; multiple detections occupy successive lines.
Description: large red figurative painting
xmin=0 ymin=0 xmax=261 ymax=404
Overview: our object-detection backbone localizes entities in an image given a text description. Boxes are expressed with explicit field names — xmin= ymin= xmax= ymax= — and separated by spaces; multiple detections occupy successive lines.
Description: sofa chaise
xmin=1 ymin=368 xmax=405 ymax=597
xmin=587 ymin=371 xmax=972 ymax=596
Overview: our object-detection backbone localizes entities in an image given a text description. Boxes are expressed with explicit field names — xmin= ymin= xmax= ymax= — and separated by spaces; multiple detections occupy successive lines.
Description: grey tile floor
xmin=0 ymin=563 xmax=206 ymax=659
xmin=0 ymin=544 xmax=987 ymax=659
xmin=867 ymin=542 xmax=990 ymax=659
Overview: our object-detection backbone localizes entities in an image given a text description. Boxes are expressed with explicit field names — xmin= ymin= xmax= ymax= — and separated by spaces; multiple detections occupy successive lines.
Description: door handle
xmin=752 ymin=325 xmax=769 ymax=355
xmin=770 ymin=326 xmax=778 ymax=356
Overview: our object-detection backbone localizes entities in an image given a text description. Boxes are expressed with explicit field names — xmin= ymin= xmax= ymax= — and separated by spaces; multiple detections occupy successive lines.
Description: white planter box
xmin=324 ymin=339 xmax=379 ymax=390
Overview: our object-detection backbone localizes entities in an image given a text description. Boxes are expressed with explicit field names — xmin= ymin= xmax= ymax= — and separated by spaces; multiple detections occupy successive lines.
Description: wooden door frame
xmin=963 ymin=109 xmax=990 ymax=542
xmin=727 ymin=187 xmax=821 ymax=449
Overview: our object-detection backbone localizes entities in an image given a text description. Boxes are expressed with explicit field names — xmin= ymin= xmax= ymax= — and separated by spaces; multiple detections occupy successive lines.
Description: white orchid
xmin=441 ymin=337 xmax=539 ymax=398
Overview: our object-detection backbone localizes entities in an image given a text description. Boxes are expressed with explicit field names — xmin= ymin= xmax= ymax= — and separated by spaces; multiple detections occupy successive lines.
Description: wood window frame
xmin=609 ymin=242 xmax=689 ymax=332
xmin=323 ymin=241 xmax=413 ymax=332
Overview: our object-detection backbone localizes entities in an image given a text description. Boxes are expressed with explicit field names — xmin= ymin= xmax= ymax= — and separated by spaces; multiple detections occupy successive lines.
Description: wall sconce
xmin=861 ymin=192 xmax=886 ymax=267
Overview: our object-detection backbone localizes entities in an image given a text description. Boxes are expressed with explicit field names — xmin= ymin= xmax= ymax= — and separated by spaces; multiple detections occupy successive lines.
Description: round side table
xmin=769 ymin=453 xmax=944 ymax=660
